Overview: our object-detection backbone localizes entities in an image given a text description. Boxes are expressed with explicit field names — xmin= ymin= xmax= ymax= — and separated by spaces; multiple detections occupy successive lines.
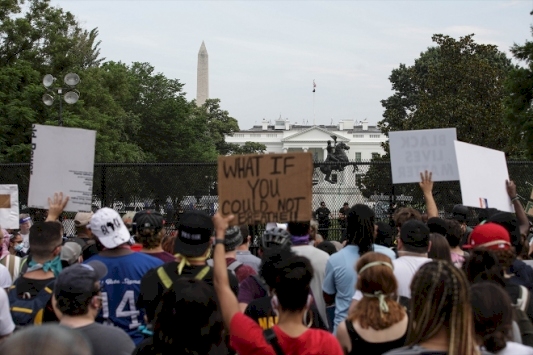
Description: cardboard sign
xmin=28 ymin=124 xmax=96 ymax=212
xmin=454 ymin=141 xmax=513 ymax=213
xmin=389 ymin=128 xmax=459 ymax=184
xmin=0 ymin=185 xmax=19 ymax=229
xmin=218 ymin=152 xmax=313 ymax=225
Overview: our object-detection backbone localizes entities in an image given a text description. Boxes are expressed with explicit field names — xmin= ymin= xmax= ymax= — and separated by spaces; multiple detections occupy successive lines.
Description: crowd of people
xmin=1 ymin=171 xmax=533 ymax=354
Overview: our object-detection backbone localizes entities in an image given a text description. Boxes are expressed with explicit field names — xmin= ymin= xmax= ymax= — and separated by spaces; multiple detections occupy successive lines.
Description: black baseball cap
xmin=54 ymin=260 xmax=108 ymax=298
xmin=400 ymin=220 xmax=430 ymax=248
xmin=134 ymin=210 xmax=164 ymax=233
xmin=452 ymin=204 xmax=469 ymax=223
xmin=174 ymin=210 xmax=214 ymax=257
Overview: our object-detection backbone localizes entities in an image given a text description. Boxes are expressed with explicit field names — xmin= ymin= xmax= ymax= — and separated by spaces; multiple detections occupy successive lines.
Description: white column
xmin=303 ymin=147 xmax=308 ymax=152
xmin=283 ymin=147 xmax=288 ymax=153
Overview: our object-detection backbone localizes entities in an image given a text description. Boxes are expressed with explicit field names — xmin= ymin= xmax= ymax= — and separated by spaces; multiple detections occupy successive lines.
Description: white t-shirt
xmin=291 ymin=245 xmax=330 ymax=327
xmin=392 ymin=256 xmax=431 ymax=299
xmin=0 ymin=263 xmax=12 ymax=288
xmin=0 ymin=288 xmax=15 ymax=336
xmin=497 ymin=341 xmax=533 ymax=355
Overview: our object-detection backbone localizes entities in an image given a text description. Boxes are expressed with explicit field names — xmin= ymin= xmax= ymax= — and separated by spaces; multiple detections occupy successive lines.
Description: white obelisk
xmin=196 ymin=41 xmax=209 ymax=106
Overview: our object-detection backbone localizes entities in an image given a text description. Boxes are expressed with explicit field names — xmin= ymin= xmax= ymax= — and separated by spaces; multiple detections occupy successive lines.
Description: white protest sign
xmin=389 ymin=128 xmax=459 ymax=184
xmin=0 ymin=185 xmax=19 ymax=229
xmin=454 ymin=141 xmax=513 ymax=213
xmin=28 ymin=124 xmax=96 ymax=212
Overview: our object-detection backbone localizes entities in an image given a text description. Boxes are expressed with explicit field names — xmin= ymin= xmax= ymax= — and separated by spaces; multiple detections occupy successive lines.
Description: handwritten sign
xmin=217 ymin=152 xmax=313 ymax=225
xmin=28 ymin=124 xmax=96 ymax=212
xmin=0 ymin=185 xmax=19 ymax=229
xmin=389 ymin=128 xmax=459 ymax=184
xmin=454 ymin=141 xmax=513 ymax=213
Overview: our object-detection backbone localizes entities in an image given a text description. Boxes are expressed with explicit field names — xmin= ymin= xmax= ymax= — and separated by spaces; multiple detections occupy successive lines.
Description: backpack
xmin=513 ymin=285 xmax=533 ymax=347
xmin=7 ymin=279 xmax=54 ymax=327
xmin=156 ymin=265 xmax=210 ymax=290
xmin=206 ymin=259 xmax=243 ymax=276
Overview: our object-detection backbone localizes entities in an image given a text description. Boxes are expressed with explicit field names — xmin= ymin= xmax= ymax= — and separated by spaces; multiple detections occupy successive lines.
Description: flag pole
xmin=313 ymin=79 xmax=316 ymax=126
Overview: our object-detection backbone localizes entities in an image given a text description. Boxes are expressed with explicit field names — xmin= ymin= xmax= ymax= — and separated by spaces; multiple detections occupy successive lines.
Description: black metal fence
xmin=2 ymin=161 xmax=533 ymax=241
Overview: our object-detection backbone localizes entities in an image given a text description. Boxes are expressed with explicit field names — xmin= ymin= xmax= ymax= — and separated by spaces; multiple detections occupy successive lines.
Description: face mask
xmin=14 ymin=243 xmax=23 ymax=252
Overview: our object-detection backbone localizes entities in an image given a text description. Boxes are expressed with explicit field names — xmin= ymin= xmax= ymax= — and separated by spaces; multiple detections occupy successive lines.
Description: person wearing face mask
xmin=52 ymin=261 xmax=135 ymax=355
xmin=0 ymin=232 xmax=23 ymax=281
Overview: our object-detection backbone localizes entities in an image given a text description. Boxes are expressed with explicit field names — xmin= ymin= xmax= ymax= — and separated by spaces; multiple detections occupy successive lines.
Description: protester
xmin=0 ymin=232 xmax=22 ymax=281
xmin=7 ymin=231 xmax=24 ymax=256
xmin=235 ymin=224 xmax=261 ymax=272
xmin=339 ymin=202 xmax=350 ymax=238
xmin=8 ymin=221 xmax=61 ymax=325
xmin=0 ymin=323 xmax=92 ymax=355
xmin=138 ymin=210 xmax=239 ymax=324
xmin=443 ymin=219 xmax=468 ymax=267
xmin=59 ymin=241 xmax=82 ymax=268
xmin=324 ymin=204 xmax=395 ymax=333
xmin=374 ymin=222 xmax=395 ymax=248
xmin=87 ymin=207 xmax=163 ymax=344
xmin=134 ymin=210 xmax=175 ymax=262
xmin=288 ymin=221 xmax=330 ymax=329
xmin=207 ymin=225 xmax=257 ymax=283
xmin=428 ymin=233 xmax=452 ymax=264
xmin=53 ymin=261 xmax=135 ymax=355
xmin=69 ymin=211 xmax=98 ymax=261
xmin=237 ymin=227 xmax=292 ymax=312
xmin=471 ymin=282 xmax=533 ymax=355
xmin=384 ymin=260 xmax=488 ymax=355
xmin=451 ymin=204 xmax=472 ymax=244
xmin=337 ymin=252 xmax=407 ymax=354
xmin=316 ymin=241 xmax=337 ymax=256
xmin=212 ymin=212 xmax=343 ymax=355
xmin=244 ymin=246 xmax=327 ymax=331
xmin=134 ymin=278 xmax=227 ymax=355
xmin=19 ymin=213 xmax=32 ymax=255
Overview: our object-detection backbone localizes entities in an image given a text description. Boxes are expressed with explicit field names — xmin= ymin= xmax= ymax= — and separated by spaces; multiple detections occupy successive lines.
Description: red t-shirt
xmin=230 ymin=312 xmax=343 ymax=355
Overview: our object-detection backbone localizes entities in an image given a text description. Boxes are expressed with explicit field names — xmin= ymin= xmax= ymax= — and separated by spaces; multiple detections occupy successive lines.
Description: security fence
xmin=2 ymin=161 xmax=533 ymax=241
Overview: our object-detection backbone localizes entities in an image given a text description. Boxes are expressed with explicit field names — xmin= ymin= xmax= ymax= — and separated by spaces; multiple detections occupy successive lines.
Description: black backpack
xmin=7 ymin=279 xmax=54 ymax=327
xmin=513 ymin=285 xmax=533 ymax=347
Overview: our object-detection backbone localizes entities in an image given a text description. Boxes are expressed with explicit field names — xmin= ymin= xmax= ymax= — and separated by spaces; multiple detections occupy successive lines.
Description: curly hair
xmin=393 ymin=208 xmax=421 ymax=229
xmin=348 ymin=252 xmax=405 ymax=330
xmin=56 ymin=282 xmax=100 ymax=316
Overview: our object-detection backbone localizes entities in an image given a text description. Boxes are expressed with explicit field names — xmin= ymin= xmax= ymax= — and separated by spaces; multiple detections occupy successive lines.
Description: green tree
xmin=228 ymin=141 xmax=267 ymax=155
xmin=361 ymin=34 xmax=515 ymax=208
xmin=195 ymin=98 xmax=240 ymax=155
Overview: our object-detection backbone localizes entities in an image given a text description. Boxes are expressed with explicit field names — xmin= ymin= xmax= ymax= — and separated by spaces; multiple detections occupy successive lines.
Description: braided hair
xmin=408 ymin=260 xmax=479 ymax=355
xmin=346 ymin=204 xmax=375 ymax=256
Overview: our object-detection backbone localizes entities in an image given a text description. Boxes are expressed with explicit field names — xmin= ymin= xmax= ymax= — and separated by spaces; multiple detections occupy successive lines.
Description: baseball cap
xmin=486 ymin=212 xmax=521 ymax=247
xmin=60 ymin=242 xmax=82 ymax=265
xmin=463 ymin=223 xmax=511 ymax=250
xmin=224 ymin=226 xmax=243 ymax=251
xmin=400 ymin=220 xmax=430 ymax=248
xmin=89 ymin=208 xmax=131 ymax=249
xmin=134 ymin=210 xmax=164 ymax=233
xmin=174 ymin=210 xmax=214 ymax=257
xmin=74 ymin=212 xmax=93 ymax=227
xmin=54 ymin=260 xmax=108 ymax=298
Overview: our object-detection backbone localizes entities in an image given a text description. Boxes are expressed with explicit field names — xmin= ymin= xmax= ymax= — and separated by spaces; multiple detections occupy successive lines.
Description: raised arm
xmin=419 ymin=171 xmax=438 ymax=219
xmin=45 ymin=192 xmax=69 ymax=222
xmin=212 ymin=212 xmax=239 ymax=328
xmin=506 ymin=180 xmax=529 ymax=238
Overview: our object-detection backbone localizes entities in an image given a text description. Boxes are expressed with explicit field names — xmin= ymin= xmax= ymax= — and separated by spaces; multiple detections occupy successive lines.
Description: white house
xmin=225 ymin=118 xmax=388 ymax=213
xmin=225 ymin=118 xmax=387 ymax=161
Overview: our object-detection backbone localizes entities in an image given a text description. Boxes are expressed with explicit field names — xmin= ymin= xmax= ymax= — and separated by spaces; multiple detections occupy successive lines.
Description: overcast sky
xmin=51 ymin=0 xmax=533 ymax=130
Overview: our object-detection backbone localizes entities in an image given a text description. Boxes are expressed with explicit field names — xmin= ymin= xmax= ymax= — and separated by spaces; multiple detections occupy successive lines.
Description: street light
xmin=42 ymin=73 xmax=81 ymax=126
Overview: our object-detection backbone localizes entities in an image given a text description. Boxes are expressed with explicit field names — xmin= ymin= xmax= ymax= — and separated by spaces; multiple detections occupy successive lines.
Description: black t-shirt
xmin=137 ymin=262 xmax=239 ymax=322
xmin=13 ymin=276 xmax=57 ymax=323
xmin=133 ymin=336 xmax=228 ymax=355
xmin=315 ymin=207 xmax=330 ymax=221
xmin=244 ymin=295 xmax=328 ymax=331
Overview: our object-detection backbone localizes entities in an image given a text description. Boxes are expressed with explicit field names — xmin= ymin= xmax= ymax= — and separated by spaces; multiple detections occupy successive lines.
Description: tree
xmin=195 ymin=98 xmax=240 ymax=156
xmin=361 ymin=34 xmax=515 ymax=208
xmin=228 ymin=141 xmax=267 ymax=155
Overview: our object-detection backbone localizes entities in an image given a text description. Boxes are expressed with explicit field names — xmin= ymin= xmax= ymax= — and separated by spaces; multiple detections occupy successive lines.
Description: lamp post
xmin=42 ymin=73 xmax=81 ymax=126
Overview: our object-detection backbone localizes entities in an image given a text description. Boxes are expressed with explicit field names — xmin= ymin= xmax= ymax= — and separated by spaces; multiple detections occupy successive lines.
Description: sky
xmin=50 ymin=0 xmax=533 ymax=130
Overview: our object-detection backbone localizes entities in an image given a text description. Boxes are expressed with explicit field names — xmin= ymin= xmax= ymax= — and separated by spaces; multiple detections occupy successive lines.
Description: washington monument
xmin=196 ymin=41 xmax=209 ymax=106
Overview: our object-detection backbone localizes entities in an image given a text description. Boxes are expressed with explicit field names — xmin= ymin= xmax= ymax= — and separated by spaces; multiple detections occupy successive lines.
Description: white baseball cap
xmin=89 ymin=208 xmax=131 ymax=249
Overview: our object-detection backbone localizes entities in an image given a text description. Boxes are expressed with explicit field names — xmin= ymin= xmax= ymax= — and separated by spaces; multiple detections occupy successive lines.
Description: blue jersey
xmin=86 ymin=253 xmax=163 ymax=344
